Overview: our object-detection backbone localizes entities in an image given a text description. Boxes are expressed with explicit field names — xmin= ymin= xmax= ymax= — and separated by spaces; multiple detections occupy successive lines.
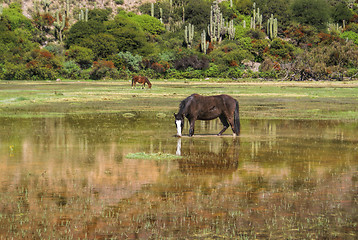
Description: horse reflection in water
xmin=131 ymin=75 xmax=152 ymax=89
xmin=174 ymin=94 xmax=240 ymax=137
xmin=175 ymin=137 xmax=240 ymax=174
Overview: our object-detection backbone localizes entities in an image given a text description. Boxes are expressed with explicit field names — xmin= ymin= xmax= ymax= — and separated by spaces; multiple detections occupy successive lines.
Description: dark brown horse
xmin=174 ymin=94 xmax=240 ymax=137
xmin=132 ymin=76 xmax=152 ymax=89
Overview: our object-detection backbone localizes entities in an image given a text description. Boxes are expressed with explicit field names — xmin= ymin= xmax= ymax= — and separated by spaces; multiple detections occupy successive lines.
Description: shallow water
xmin=0 ymin=113 xmax=357 ymax=239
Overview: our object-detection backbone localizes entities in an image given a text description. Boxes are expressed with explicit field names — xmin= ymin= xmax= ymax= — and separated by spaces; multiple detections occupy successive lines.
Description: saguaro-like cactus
xmin=54 ymin=11 xmax=66 ymax=42
xmin=201 ymin=30 xmax=209 ymax=54
xmin=41 ymin=0 xmax=51 ymax=13
xmin=184 ymin=23 xmax=194 ymax=48
xmin=151 ymin=3 xmax=154 ymax=17
xmin=65 ymin=0 xmax=70 ymax=18
xmin=251 ymin=2 xmax=262 ymax=29
xmin=267 ymin=14 xmax=278 ymax=39
xmin=79 ymin=8 xmax=88 ymax=22
xmin=228 ymin=19 xmax=235 ymax=40
xmin=208 ymin=0 xmax=227 ymax=43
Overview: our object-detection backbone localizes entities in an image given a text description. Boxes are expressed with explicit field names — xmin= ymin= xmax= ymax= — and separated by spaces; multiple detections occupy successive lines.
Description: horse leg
xmin=226 ymin=115 xmax=237 ymax=136
xmin=189 ymin=119 xmax=196 ymax=137
xmin=218 ymin=115 xmax=229 ymax=136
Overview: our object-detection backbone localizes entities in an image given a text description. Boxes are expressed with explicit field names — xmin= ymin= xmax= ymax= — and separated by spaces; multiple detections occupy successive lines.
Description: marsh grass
xmin=126 ymin=152 xmax=182 ymax=161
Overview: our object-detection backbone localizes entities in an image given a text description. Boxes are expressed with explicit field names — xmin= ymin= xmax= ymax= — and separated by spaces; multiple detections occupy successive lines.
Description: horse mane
xmin=178 ymin=94 xmax=197 ymax=114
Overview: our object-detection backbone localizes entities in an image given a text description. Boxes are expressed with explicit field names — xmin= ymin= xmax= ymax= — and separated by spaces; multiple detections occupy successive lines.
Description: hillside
xmin=18 ymin=0 xmax=155 ymax=19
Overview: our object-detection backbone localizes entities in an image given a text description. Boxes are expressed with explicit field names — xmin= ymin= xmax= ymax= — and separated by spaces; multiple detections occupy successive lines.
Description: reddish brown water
xmin=0 ymin=114 xmax=357 ymax=239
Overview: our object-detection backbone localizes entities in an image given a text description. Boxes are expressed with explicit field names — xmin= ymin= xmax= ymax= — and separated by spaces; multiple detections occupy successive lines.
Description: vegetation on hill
xmin=1 ymin=0 xmax=358 ymax=81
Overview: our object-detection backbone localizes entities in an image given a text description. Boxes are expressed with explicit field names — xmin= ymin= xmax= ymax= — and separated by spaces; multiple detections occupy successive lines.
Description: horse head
xmin=174 ymin=113 xmax=184 ymax=137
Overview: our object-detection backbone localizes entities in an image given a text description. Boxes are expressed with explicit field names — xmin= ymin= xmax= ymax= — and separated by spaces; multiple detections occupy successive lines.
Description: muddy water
xmin=0 ymin=113 xmax=357 ymax=239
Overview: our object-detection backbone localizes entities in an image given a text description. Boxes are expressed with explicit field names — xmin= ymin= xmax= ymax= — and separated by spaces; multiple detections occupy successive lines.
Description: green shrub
xmin=340 ymin=31 xmax=358 ymax=45
xmin=65 ymin=45 xmax=94 ymax=69
xmin=4 ymin=62 xmax=30 ymax=80
xmin=62 ymin=61 xmax=81 ymax=79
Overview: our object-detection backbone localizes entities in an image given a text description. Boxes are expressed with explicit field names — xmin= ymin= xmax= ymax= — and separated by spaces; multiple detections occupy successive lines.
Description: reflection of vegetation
xmin=126 ymin=152 xmax=182 ymax=161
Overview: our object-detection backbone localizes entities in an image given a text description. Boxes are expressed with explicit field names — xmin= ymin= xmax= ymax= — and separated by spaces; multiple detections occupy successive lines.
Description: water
xmin=0 ymin=114 xmax=357 ymax=239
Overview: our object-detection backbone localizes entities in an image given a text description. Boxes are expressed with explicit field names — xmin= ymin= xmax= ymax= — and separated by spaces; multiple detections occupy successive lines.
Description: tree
xmin=331 ymin=2 xmax=353 ymax=25
xmin=82 ymin=33 xmax=118 ymax=60
xmin=290 ymin=0 xmax=330 ymax=31
xmin=185 ymin=0 xmax=211 ymax=31
xmin=65 ymin=20 xmax=106 ymax=47
xmin=65 ymin=45 xmax=94 ymax=69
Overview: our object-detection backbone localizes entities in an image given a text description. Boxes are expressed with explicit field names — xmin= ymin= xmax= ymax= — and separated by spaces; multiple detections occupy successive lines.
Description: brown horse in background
xmin=132 ymin=76 xmax=152 ymax=89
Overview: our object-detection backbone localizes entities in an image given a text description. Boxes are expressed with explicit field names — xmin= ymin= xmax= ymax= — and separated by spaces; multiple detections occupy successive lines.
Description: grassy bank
xmin=0 ymin=79 xmax=358 ymax=120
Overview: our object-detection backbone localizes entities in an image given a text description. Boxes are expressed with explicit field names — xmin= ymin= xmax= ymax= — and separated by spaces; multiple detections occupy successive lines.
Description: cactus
xmin=228 ymin=19 xmax=235 ymax=40
xmin=79 ymin=8 xmax=88 ymax=22
xmin=250 ymin=3 xmax=262 ymax=29
xmin=267 ymin=14 xmax=278 ymax=39
xmin=184 ymin=23 xmax=194 ymax=48
xmin=160 ymin=8 xmax=163 ymax=23
xmin=65 ymin=0 xmax=70 ymax=18
xmin=151 ymin=3 xmax=154 ymax=17
xmin=41 ymin=0 xmax=51 ymax=13
xmin=207 ymin=0 xmax=227 ymax=43
xmin=201 ymin=30 xmax=209 ymax=54
xmin=54 ymin=11 xmax=66 ymax=42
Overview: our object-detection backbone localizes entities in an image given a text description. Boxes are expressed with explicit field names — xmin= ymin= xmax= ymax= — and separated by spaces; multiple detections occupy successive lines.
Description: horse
xmin=174 ymin=94 xmax=240 ymax=137
xmin=132 ymin=75 xmax=152 ymax=89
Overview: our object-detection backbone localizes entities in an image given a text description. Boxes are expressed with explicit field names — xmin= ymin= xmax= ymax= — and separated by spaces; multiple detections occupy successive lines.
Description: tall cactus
xmin=79 ymin=8 xmax=88 ymax=22
xmin=267 ymin=14 xmax=278 ymax=39
xmin=184 ymin=23 xmax=194 ymax=48
xmin=160 ymin=7 xmax=163 ymax=23
xmin=65 ymin=0 xmax=70 ymax=18
xmin=228 ymin=19 xmax=235 ymax=40
xmin=41 ymin=0 xmax=51 ymax=13
xmin=208 ymin=0 xmax=227 ymax=43
xmin=54 ymin=11 xmax=66 ymax=42
xmin=251 ymin=2 xmax=262 ymax=29
xmin=151 ymin=3 xmax=154 ymax=17
xmin=201 ymin=30 xmax=209 ymax=54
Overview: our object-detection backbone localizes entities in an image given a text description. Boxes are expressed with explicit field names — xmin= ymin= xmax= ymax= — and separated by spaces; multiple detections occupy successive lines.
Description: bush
xmin=89 ymin=60 xmax=119 ymax=80
xmin=174 ymin=55 xmax=209 ymax=70
xmin=65 ymin=45 xmax=94 ymax=69
xmin=340 ymin=31 xmax=358 ymax=45
xmin=112 ymin=51 xmax=143 ymax=72
xmin=62 ymin=61 xmax=82 ymax=79
xmin=226 ymin=67 xmax=243 ymax=78
xmin=4 ymin=62 xmax=30 ymax=80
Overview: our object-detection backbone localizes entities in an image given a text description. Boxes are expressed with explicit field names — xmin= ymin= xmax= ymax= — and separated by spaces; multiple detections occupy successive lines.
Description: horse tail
xmin=131 ymin=76 xmax=135 ymax=87
xmin=234 ymin=100 xmax=240 ymax=135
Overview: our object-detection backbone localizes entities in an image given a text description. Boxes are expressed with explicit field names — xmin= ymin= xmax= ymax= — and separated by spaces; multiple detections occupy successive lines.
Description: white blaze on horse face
xmin=176 ymin=120 xmax=182 ymax=136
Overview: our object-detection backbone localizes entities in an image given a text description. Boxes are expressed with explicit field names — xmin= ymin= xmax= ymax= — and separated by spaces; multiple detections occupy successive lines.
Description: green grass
xmin=1 ymin=80 xmax=358 ymax=120
xmin=126 ymin=152 xmax=182 ymax=161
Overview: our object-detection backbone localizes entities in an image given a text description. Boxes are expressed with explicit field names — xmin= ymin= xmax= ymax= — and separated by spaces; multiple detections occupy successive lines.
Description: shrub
xmin=113 ymin=51 xmax=143 ymax=72
xmin=62 ymin=61 xmax=81 ymax=79
xmin=65 ymin=45 xmax=94 ymax=69
xmin=89 ymin=60 xmax=118 ymax=80
xmin=4 ymin=62 xmax=30 ymax=80
xmin=174 ymin=55 xmax=209 ymax=70
xmin=340 ymin=31 xmax=358 ymax=45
